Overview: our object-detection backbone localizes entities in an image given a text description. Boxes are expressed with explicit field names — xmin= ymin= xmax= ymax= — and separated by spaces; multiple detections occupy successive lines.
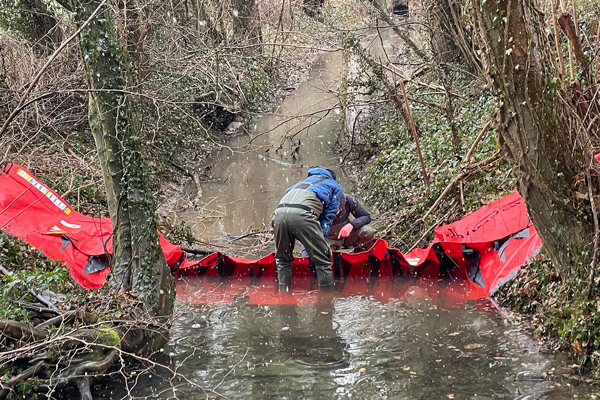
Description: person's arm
xmin=349 ymin=197 xmax=371 ymax=229
xmin=319 ymin=184 xmax=343 ymax=238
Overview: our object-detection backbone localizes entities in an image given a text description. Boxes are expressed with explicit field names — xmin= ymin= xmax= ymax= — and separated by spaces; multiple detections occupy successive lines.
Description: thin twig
xmin=213 ymin=348 xmax=249 ymax=391
xmin=550 ymin=0 xmax=566 ymax=75
xmin=398 ymin=79 xmax=429 ymax=186
xmin=585 ymin=153 xmax=599 ymax=301
xmin=418 ymin=151 xmax=502 ymax=223
xmin=408 ymin=211 xmax=451 ymax=253
xmin=465 ymin=120 xmax=492 ymax=162
xmin=0 ymin=264 xmax=11 ymax=276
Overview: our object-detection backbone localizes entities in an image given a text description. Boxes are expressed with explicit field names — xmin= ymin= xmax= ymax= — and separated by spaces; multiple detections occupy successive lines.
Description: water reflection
xmin=97 ymin=277 xmax=595 ymax=400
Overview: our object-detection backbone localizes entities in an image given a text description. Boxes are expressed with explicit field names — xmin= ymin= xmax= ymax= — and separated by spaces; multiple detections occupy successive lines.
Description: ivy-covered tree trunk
xmin=61 ymin=0 xmax=174 ymax=317
xmin=469 ymin=0 xmax=595 ymax=275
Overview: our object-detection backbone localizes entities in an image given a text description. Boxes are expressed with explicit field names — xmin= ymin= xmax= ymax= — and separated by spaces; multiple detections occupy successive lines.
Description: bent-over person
xmin=272 ymin=167 xmax=343 ymax=291
xmin=327 ymin=194 xmax=376 ymax=251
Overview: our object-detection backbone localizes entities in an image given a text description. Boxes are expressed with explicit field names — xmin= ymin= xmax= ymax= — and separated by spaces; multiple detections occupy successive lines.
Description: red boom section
xmin=0 ymin=163 xmax=541 ymax=298
xmin=0 ymin=163 xmax=198 ymax=288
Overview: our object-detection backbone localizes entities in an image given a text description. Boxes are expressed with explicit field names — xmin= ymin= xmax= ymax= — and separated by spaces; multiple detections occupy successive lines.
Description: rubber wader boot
xmin=318 ymin=274 xmax=334 ymax=290
xmin=309 ymin=260 xmax=318 ymax=290
xmin=278 ymin=283 xmax=291 ymax=292
xmin=319 ymin=283 xmax=335 ymax=292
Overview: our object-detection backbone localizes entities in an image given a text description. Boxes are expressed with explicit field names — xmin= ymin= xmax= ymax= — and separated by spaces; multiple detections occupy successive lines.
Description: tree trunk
xmin=63 ymin=0 xmax=175 ymax=317
xmin=232 ymin=0 xmax=262 ymax=51
xmin=469 ymin=0 xmax=595 ymax=275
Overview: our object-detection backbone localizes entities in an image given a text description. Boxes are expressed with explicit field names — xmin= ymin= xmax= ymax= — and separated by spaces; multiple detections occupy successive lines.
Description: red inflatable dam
xmin=0 ymin=163 xmax=541 ymax=302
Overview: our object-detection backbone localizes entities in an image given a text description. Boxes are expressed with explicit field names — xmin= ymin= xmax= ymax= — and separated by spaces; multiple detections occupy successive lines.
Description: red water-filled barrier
xmin=0 ymin=163 xmax=542 ymax=299
xmin=0 ymin=163 xmax=198 ymax=288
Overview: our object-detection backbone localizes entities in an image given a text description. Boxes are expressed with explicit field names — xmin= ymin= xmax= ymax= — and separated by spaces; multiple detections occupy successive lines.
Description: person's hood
xmin=307 ymin=167 xmax=333 ymax=179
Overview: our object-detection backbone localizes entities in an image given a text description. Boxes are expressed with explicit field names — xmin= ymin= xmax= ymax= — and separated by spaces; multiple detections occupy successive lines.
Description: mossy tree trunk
xmin=468 ymin=0 xmax=595 ymax=276
xmin=58 ymin=0 xmax=174 ymax=317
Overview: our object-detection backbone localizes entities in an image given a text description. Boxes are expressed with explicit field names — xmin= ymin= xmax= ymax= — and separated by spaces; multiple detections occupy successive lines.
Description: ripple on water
xmin=94 ymin=287 xmax=600 ymax=400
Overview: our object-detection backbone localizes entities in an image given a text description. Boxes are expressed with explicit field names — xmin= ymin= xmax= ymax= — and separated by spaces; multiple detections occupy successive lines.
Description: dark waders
xmin=272 ymin=207 xmax=334 ymax=290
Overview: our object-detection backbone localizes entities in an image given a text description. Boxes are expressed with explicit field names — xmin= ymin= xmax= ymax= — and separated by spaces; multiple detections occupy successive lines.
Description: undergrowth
xmin=0 ymin=232 xmax=83 ymax=322
xmin=340 ymin=34 xmax=514 ymax=250
xmin=494 ymin=252 xmax=600 ymax=376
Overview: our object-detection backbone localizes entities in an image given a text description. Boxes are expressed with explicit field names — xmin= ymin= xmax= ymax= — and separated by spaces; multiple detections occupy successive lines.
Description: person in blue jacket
xmin=272 ymin=167 xmax=343 ymax=291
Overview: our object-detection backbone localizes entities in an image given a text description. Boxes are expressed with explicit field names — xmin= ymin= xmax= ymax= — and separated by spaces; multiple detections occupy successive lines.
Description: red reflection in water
xmin=176 ymin=275 xmax=489 ymax=309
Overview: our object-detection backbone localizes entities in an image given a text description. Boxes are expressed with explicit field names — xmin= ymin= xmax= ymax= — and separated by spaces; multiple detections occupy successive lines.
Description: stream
xmin=103 ymin=29 xmax=597 ymax=399
xmin=174 ymin=50 xmax=351 ymax=249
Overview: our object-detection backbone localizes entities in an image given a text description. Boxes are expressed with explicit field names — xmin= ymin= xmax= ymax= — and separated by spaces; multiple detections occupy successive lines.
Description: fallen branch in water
xmin=228 ymin=229 xmax=273 ymax=242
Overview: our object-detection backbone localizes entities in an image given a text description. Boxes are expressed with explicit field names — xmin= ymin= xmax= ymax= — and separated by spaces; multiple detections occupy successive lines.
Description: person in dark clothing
xmin=301 ymin=193 xmax=376 ymax=256
xmin=328 ymin=194 xmax=376 ymax=251
xmin=272 ymin=167 xmax=343 ymax=291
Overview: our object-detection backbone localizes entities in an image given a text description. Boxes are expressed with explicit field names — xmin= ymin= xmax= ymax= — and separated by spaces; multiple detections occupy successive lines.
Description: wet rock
xmin=225 ymin=121 xmax=244 ymax=135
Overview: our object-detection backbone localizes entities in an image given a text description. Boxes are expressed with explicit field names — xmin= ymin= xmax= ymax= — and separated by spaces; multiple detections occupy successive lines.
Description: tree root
xmin=0 ymin=360 xmax=48 ymax=399
xmin=47 ymin=349 xmax=119 ymax=389
xmin=35 ymin=310 xmax=98 ymax=330
xmin=0 ymin=320 xmax=46 ymax=341
xmin=35 ymin=310 xmax=78 ymax=329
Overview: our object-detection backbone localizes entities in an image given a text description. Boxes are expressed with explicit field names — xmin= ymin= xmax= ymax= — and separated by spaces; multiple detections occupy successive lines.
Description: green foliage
xmin=0 ymin=0 xmax=55 ymax=43
xmin=241 ymin=60 xmax=280 ymax=113
xmin=346 ymin=64 xmax=511 ymax=248
xmin=0 ymin=232 xmax=78 ymax=321
xmin=0 ymin=365 xmax=40 ymax=398
xmin=495 ymin=253 xmax=600 ymax=376
xmin=38 ymin=168 xmax=108 ymax=214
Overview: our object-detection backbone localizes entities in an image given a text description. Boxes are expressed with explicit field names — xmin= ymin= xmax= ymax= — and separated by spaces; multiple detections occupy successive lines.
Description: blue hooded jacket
xmin=285 ymin=167 xmax=343 ymax=238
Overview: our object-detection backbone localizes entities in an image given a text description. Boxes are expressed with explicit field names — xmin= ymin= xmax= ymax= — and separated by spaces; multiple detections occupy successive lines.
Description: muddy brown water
xmin=101 ymin=30 xmax=598 ymax=399
xmin=173 ymin=50 xmax=351 ymax=246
